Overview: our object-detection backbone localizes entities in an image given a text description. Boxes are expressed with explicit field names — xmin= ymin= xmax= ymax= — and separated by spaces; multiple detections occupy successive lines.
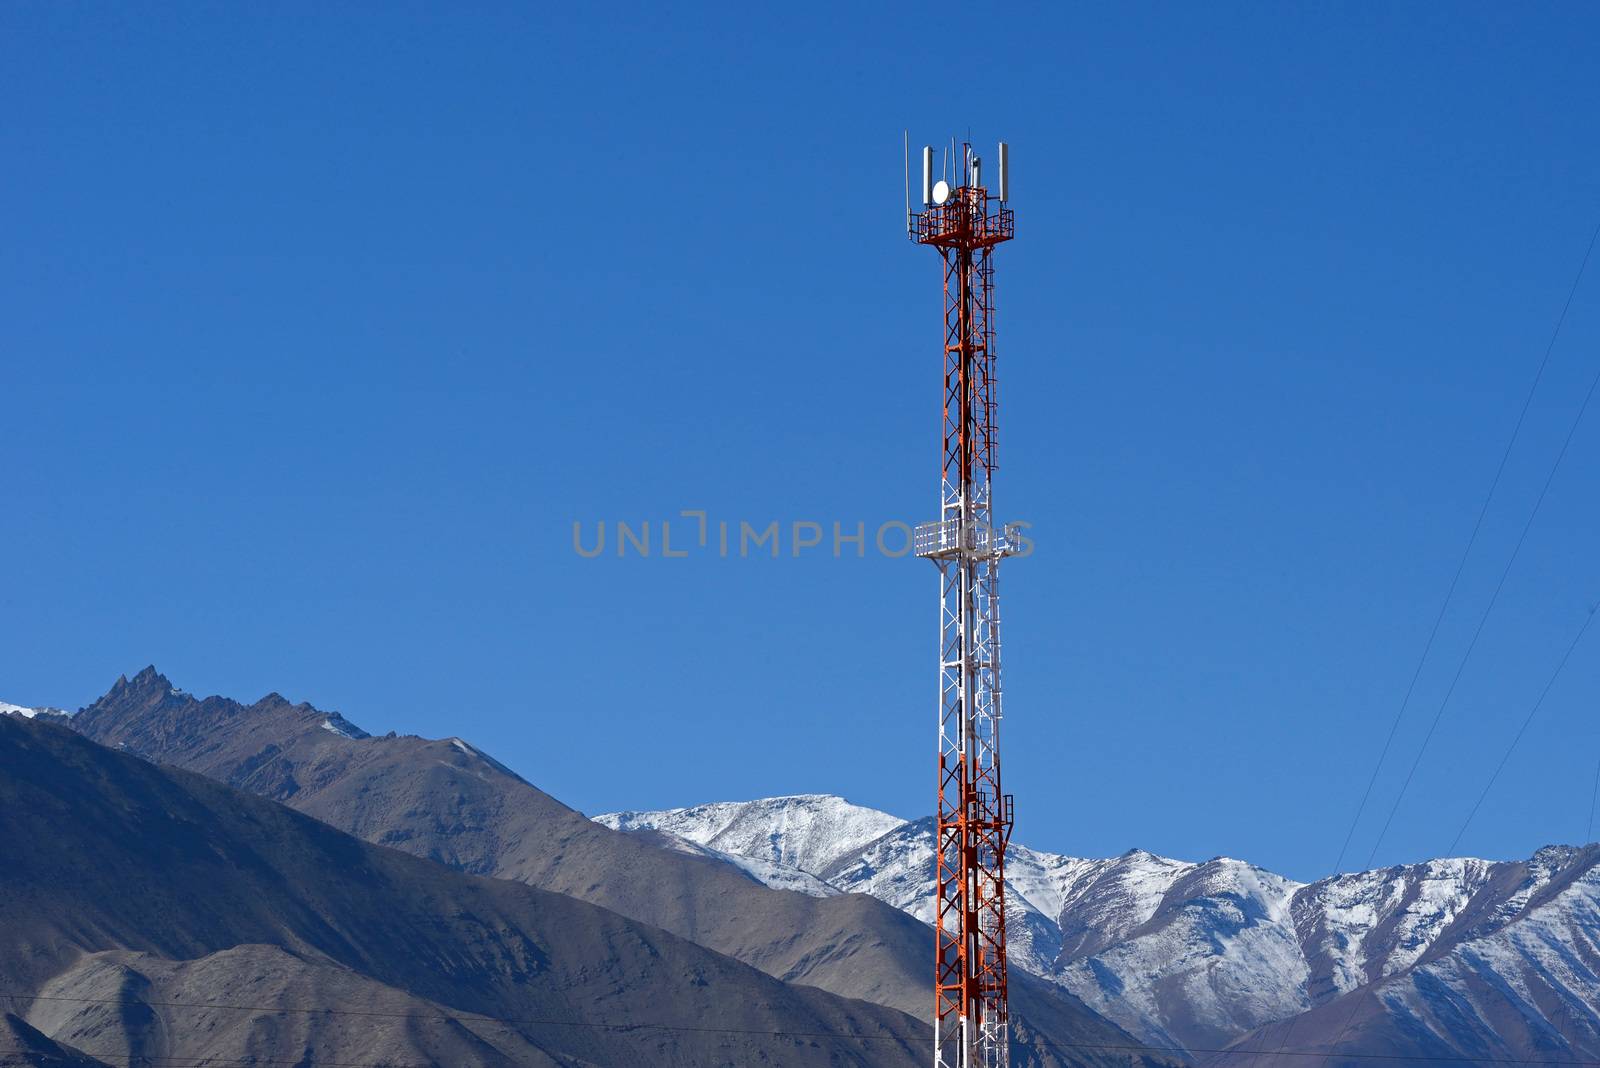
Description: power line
xmin=1041 ymin=1039 xmax=1600 ymax=1067
xmin=0 ymin=1050 xmax=441 ymax=1068
xmin=1317 ymin=217 xmax=1600 ymax=1067
xmin=9 ymin=983 xmax=1600 ymax=1067
xmin=1363 ymin=332 xmax=1600 ymax=873
xmin=0 ymin=990 xmax=917 ymax=1046
xmin=1447 ymin=604 xmax=1599 ymax=855
xmin=1324 ymin=235 xmax=1574 ymax=876
xmin=1589 ymin=752 xmax=1600 ymax=843
xmin=1257 ymin=215 xmax=1600 ymax=1068
xmin=11 ymin=1000 xmax=1600 ymax=1068
xmin=7 ymin=1034 xmax=1600 ymax=1068
xmin=1344 ymin=214 xmax=1593 ymax=876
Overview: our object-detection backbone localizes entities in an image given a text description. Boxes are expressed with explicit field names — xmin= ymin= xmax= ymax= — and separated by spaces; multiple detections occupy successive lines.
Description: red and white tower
xmin=909 ymin=140 xmax=1021 ymax=1068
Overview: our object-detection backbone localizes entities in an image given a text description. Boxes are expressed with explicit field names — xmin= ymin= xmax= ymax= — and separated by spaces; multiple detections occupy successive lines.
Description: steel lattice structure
xmin=910 ymin=141 xmax=1020 ymax=1068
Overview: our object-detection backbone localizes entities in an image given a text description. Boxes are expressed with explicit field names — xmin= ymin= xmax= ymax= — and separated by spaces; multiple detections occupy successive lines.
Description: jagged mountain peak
xmin=76 ymin=670 xmax=373 ymax=747
xmin=1531 ymin=842 xmax=1589 ymax=867
xmin=106 ymin=665 xmax=174 ymax=702
xmin=129 ymin=664 xmax=171 ymax=688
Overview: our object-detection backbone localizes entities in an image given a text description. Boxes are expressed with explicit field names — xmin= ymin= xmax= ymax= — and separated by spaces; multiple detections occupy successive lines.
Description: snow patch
xmin=0 ymin=700 xmax=69 ymax=719
xmin=631 ymin=827 xmax=843 ymax=897
xmin=313 ymin=710 xmax=370 ymax=740
xmin=597 ymin=794 xmax=909 ymax=874
xmin=1298 ymin=858 xmax=1490 ymax=996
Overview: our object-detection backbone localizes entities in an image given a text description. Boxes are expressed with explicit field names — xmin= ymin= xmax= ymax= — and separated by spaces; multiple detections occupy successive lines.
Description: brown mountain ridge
xmin=40 ymin=667 xmax=1168 ymax=1067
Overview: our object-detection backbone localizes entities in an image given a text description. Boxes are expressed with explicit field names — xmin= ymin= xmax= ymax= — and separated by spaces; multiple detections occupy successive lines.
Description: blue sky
xmin=4 ymin=4 xmax=1600 ymax=881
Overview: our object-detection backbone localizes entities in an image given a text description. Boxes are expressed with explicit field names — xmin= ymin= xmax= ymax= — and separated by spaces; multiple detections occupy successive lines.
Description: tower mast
xmin=910 ymin=140 xmax=1019 ymax=1068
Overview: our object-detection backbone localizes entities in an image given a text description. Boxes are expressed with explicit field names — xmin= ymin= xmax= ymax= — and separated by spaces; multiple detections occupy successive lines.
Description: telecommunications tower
xmin=908 ymin=138 xmax=1022 ymax=1068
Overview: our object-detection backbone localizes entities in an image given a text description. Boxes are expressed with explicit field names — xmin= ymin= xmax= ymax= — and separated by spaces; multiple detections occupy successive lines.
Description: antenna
xmin=997 ymin=141 xmax=1009 ymax=202
xmin=904 ymin=130 xmax=912 ymax=235
xmin=922 ymin=145 xmax=933 ymax=207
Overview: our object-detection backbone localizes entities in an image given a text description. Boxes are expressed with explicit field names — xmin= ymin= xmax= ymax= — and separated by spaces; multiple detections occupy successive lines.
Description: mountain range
xmin=0 ymin=713 xmax=930 ymax=1067
xmin=5 ymin=668 xmax=1598 ymax=1065
xmin=2 ymin=670 xmax=1161 ymax=1067
xmin=599 ymin=795 xmax=1600 ymax=1064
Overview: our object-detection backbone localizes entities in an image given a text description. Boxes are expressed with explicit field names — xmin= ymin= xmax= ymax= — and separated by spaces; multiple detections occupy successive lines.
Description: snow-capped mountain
xmin=0 ymin=700 xmax=69 ymax=720
xmin=598 ymin=794 xmax=904 ymax=874
xmin=1293 ymin=856 xmax=1496 ymax=1002
xmin=598 ymin=797 xmax=1311 ymax=1049
xmin=1236 ymin=844 xmax=1600 ymax=1063
xmin=596 ymin=795 xmax=1600 ymax=1060
xmin=1385 ymin=846 xmax=1600 ymax=1057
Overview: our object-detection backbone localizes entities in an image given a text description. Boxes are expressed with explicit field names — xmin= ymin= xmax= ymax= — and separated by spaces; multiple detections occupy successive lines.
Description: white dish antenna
xmin=931 ymin=179 xmax=951 ymax=205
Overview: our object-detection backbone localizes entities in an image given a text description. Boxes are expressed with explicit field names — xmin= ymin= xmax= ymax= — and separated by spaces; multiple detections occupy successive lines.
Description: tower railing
xmin=912 ymin=519 xmax=1029 ymax=560
xmin=912 ymin=198 xmax=1015 ymax=249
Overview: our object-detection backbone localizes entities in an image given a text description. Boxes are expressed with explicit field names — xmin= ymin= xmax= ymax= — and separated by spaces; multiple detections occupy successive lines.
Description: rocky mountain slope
xmin=0 ymin=715 xmax=934 ymax=1068
xmin=0 ymin=1013 xmax=108 ymax=1068
xmin=1226 ymin=845 xmax=1600 ymax=1065
xmin=45 ymin=669 xmax=1167 ymax=1068
xmin=28 ymin=666 xmax=1597 ymax=1062
xmin=599 ymin=794 xmax=1600 ymax=1063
